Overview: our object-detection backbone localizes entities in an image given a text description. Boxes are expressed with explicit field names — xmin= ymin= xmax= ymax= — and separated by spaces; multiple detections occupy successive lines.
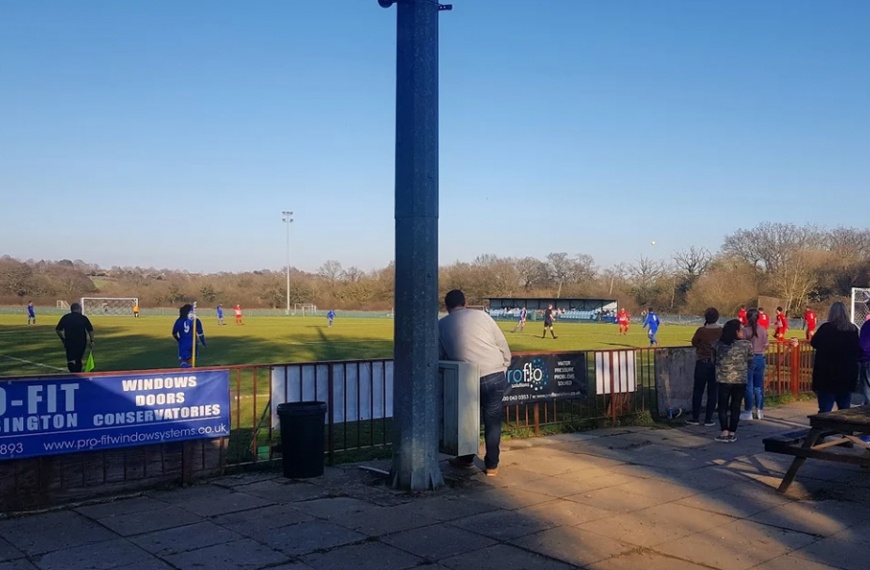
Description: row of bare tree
xmin=3 ymin=223 xmax=869 ymax=314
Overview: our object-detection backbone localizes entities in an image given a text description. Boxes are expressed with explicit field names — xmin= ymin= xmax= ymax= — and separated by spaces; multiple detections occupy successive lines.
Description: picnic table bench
xmin=763 ymin=405 xmax=870 ymax=493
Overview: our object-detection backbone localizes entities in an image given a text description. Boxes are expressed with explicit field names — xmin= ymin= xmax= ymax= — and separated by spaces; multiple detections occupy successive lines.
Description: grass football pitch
xmin=0 ymin=314 xmax=695 ymax=378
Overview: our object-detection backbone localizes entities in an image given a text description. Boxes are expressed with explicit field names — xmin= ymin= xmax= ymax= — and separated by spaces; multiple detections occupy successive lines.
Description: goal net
xmin=56 ymin=300 xmax=70 ymax=309
xmin=81 ymin=297 xmax=139 ymax=316
xmin=851 ymin=288 xmax=870 ymax=326
xmin=293 ymin=303 xmax=317 ymax=316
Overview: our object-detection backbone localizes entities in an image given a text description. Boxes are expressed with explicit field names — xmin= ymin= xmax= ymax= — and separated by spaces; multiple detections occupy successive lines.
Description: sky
xmin=1 ymin=0 xmax=869 ymax=274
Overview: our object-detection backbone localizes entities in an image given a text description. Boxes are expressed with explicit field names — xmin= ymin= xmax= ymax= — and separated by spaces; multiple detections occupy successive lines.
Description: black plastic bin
xmin=276 ymin=401 xmax=328 ymax=478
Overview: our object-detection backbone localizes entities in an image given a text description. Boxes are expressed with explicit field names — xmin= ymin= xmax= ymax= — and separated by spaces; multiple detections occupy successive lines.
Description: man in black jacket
xmin=55 ymin=303 xmax=95 ymax=372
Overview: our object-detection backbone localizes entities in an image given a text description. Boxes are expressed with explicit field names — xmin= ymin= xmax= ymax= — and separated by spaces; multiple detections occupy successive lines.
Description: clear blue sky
xmin=2 ymin=0 xmax=868 ymax=273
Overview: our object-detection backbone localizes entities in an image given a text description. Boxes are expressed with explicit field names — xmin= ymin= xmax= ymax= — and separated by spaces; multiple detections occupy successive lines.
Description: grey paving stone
xmin=267 ymin=563 xmax=317 ymax=570
xmin=610 ymin=478 xmax=701 ymax=502
xmin=673 ymin=481 xmax=791 ymax=518
xmin=564 ymin=484 xmax=669 ymax=513
xmin=93 ymin=506 xmax=203 ymax=537
xmin=514 ymin=526 xmax=636 ymax=567
xmin=387 ymin=494 xmax=498 ymax=522
xmin=789 ymin=535 xmax=866 ymax=570
xmin=259 ymin=521 xmax=365 ymax=557
xmin=517 ymin=498 xmax=613 ymax=527
xmin=382 ymin=523 xmax=497 ymax=561
xmin=588 ymin=550 xmax=717 ymax=570
xmin=0 ymin=558 xmax=38 ymax=570
xmin=0 ymin=511 xmax=117 ymax=556
xmin=162 ymin=538 xmax=287 ymax=570
xmin=290 ymin=497 xmax=377 ymax=521
xmin=0 ymin=537 xmax=23 ymax=563
xmin=465 ymin=487 xmax=553 ymax=510
xmin=449 ymin=508 xmax=557 ymax=541
xmin=508 ymin=448 xmax=600 ymax=476
xmin=172 ymin=490 xmax=275 ymax=517
xmin=651 ymin=520 xmax=820 ymax=570
xmin=439 ymin=543 xmax=575 ymax=570
xmin=113 ymin=561 xmax=175 ymax=570
xmin=75 ymin=497 xmax=170 ymax=520
xmin=32 ymin=538 xmax=153 ymax=570
xmin=576 ymin=502 xmax=734 ymax=548
xmin=130 ymin=521 xmax=243 ymax=556
xmin=229 ymin=480 xmax=328 ymax=503
xmin=0 ymin=561 xmax=38 ymax=570
xmin=328 ymin=503 xmax=440 ymax=536
xmin=753 ymin=554 xmax=842 ymax=570
xmin=301 ymin=541 xmax=423 ymax=570
xmin=211 ymin=504 xmax=314 ymax=537
xmin=748 ymin=499 xmax=870 ymax=537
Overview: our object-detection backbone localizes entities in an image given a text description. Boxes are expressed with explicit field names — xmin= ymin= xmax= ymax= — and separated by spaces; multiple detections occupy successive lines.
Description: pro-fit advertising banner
xmin=503 ymin=352 xmax=587 ymax=403
xmin=0 ymin=370 xmax=230 ymax=461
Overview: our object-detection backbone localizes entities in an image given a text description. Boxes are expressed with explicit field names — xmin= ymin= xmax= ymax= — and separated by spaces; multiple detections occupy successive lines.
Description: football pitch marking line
xmin=0 ymin=354 xmax=66 ymax=372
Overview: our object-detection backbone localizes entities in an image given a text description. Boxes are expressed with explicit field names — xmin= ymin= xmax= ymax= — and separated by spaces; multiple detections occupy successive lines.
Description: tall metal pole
xmin=282 ymin=211 xmax=293 ymax=315
xmin=382 ymin=0 xmax=445 ymax=491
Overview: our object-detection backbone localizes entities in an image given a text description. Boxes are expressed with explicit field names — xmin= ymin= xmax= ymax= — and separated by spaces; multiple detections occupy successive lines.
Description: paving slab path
xmin=1 ymin=400 xmax=867 ymax=570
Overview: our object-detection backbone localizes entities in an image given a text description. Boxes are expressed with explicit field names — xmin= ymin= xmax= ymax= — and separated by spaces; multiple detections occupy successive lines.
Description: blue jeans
xmin=860 ymin=361 xmax=870 ymax=405
xmin=457 ymin=371 xmax=508 ymax=469
xmin=692 ymin=360 xmax=717 ymax=422
xmin=745 ymin=354 xmax=766 ymax=411
xmin=817 ymin=391 xmax=852 ymax=413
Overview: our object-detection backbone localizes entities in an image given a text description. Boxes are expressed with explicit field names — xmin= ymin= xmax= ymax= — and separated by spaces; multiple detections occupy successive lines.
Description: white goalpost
xmin=56 ymin=300 xmax=70 ymax=309
xmin=81 ymin=297 xmax=139 ymax=316
xmin=292 ymin=303 xmax=317 ymax=316
xmin=850 ymin=288 xmax=870 ymax=326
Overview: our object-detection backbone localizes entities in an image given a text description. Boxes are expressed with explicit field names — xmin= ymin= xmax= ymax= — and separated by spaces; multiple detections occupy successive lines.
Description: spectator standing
xmin=714 ymin=319 xmax=753 ymax=443
xmin=811 ymin=301 xmax=860 ymax=413
xmin=741 ymin=308 xmax=769 ymax=420
xmin=687 ymin=308 xmax=722 ymax=426
xmin=439 ymin=289 xmax=511 ymax=476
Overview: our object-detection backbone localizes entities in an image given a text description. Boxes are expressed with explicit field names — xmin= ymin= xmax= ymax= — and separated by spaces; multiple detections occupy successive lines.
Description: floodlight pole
xmin=381 ymin=0 xmax=446 ymax=491
xmin=282 ymin=211 xmax=294 ymax=315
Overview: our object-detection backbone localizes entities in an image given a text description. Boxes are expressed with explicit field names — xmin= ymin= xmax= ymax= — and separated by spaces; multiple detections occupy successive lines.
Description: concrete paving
xmin=1 ymin=400 xmax=868 ymax=570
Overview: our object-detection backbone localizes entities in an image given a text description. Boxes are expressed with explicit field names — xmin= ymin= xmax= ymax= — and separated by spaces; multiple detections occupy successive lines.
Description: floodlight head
xmin=378 ymin=0 xmax=395 ymax=7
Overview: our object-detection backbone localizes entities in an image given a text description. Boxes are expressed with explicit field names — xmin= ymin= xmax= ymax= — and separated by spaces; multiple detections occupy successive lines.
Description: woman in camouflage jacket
xmin=714 ymin=319 xmax=753 ymax=443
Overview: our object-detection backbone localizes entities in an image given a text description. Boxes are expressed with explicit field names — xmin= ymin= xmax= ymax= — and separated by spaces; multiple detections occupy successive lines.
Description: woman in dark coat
xmin=811 ymin=301 xmax=860 ymax=413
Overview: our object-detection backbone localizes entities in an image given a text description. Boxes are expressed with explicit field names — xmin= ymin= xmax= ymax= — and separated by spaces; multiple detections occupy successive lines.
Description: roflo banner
xmin=0 ymin=370 xmax=230 ymax=461
xmin=503 ymin=352 xmax=587 ymax=403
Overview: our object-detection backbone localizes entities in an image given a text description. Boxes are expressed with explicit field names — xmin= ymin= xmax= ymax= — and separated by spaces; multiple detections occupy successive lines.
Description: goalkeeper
xmin=172 ymin=304 xmax=206 ymax=368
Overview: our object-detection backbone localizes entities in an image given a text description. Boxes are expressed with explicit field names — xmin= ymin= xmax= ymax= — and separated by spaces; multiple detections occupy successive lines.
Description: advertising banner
xmin=0 ymin=370 xmax=230 ymax=461
xmin=503 ymin=352 xmax=587 ymax=403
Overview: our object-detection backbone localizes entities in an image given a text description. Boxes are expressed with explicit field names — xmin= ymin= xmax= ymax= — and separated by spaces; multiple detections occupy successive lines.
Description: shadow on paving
xmin=0 ymin=400 xmax=868 ymax=570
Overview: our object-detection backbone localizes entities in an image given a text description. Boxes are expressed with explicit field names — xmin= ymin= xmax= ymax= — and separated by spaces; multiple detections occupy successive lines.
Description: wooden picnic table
xmin=763 ymin=405 xmax=870 ymax=493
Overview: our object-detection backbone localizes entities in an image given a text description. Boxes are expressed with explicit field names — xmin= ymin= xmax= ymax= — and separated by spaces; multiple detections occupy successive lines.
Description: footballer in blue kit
xmin=327 ymin=309 xmax=336 ymax=327
xmin=172 ymin=303 xmax=206 ymax=368
xmin=642 ymin=308 xmax=660 ymax=346
xmin=27 ymin=301 xmax=36 ymax=325
xmin=216 ymin=304 xmax=225 ymax=325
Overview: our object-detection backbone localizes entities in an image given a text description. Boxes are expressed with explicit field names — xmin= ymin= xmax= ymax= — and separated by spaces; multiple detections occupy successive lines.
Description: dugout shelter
xmin=487 ymin=297 xmax=618 ymax=322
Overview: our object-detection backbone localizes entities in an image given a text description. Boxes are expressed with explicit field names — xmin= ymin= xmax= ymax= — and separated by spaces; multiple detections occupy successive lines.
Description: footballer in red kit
xmin=804 ymin=307 xmax=817 ymax=340
xmin=774 ymin=307 xmax=788 ymax=342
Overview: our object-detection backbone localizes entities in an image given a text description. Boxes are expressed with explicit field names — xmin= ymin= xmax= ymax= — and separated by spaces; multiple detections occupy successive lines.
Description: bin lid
xmin=276 ymin=401 xmax=327 ymax=415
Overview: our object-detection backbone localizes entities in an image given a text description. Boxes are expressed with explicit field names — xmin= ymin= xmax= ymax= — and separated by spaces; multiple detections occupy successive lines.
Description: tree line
xmin=3 ymin=222 xmax=869 ymax=314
